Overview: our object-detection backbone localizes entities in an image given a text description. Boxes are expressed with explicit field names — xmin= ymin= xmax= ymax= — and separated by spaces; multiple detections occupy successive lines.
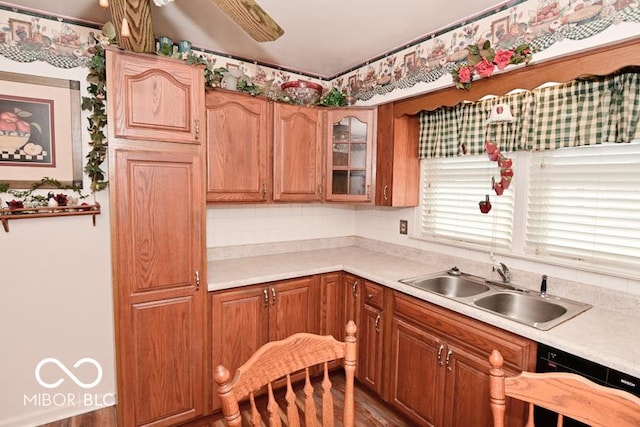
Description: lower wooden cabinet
xmin=388 ymin=317 xmax=443 ymax=426
xmin=209 ymin=273 xmax=537 ymax=426
xmin=209 ymin=275 xmax=321 ymax=410
xmin=359 ymin=281 xmax=385 ymax=395
xmin=388 ymin=291 xmax=536 ymax=427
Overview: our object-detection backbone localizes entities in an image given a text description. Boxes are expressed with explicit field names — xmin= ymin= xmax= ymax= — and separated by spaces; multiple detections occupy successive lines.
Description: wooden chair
xmin=214 ymin=321 xmax=357 ymax=426
xmin=489 ymin=349 xmax=640 ymax=427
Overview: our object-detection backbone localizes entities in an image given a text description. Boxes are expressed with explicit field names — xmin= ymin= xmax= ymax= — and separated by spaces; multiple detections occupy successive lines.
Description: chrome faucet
xmin=494 ymin=262 xmax=510 ymax=283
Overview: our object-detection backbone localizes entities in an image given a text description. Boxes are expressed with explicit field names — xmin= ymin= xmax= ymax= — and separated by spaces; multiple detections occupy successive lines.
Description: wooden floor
xmin=180 ymin=373 xmax=413 ymax=427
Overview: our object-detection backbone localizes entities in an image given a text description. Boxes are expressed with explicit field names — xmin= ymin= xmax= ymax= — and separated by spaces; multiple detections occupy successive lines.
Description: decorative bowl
xmin=0 ymin=133 xmax=30 ymax=151
xmin=281 ymin=80 xmax=323 ymax=105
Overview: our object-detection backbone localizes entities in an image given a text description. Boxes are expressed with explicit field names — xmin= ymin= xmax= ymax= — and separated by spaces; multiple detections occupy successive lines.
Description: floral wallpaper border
xmin=0 ymin=1 xmax=638 ymax=100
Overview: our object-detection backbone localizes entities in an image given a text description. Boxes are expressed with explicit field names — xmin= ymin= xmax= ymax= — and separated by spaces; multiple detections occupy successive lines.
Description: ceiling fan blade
xmin=212 ymin=0 xmax=284 ymax=42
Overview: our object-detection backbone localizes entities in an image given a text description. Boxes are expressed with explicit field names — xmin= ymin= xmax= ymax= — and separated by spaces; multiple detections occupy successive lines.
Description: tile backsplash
xmin=206 ymin=204 xmax=357 ymax=248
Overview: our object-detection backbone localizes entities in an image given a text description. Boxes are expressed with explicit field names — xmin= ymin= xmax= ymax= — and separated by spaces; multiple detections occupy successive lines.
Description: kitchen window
xmin=417 ymin=142 xmax=640 ymax=275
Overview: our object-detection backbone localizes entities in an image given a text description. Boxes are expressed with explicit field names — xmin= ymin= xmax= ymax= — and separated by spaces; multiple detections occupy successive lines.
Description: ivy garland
xmin=81 ymin=42 xmax=109 ymax=193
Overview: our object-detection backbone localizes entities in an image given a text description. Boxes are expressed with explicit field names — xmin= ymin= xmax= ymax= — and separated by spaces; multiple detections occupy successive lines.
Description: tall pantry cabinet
xmin=106 ymin=49 xmax=208 ymax=427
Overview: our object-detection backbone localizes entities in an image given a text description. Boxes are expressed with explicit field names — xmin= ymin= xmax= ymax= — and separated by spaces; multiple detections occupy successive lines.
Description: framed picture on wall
xmin=0 ymin=71 xmax=82 ymax=189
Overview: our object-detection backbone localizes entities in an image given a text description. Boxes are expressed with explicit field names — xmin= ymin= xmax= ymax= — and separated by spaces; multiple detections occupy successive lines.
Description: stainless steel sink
xmin=399 ymin=270 xmax=591 ymax=330
xmin=473 ymin=292 xmax=591 ymax=330
xmin=400 ymin=274 xmax=490 ymax=298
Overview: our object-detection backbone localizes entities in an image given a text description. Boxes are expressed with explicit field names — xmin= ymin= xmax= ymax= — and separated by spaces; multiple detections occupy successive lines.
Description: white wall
xmin=0 ymin=58 xmax=115 ymax=427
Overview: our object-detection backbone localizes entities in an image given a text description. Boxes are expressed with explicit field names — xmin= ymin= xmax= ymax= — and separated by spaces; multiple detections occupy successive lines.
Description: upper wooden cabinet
xmin=107 ymin=49 xmax=204 ymax=144
xmin=205 ymin=90 xmax=272 ymax=202
xmin=106 ymin=50 xmax=208 ymax=426
xmin=375 ymin=102 xmax=419 ymax=207
xmin=204 ymin=91 xmax=380 ymax=204
xmin=273 ymin=103 xmax=325 ymax=202
xmin=325 ymin=108 xmax=376 ymax=202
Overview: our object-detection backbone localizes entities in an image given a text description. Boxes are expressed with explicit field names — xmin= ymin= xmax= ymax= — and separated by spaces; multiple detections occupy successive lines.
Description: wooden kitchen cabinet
xmin=343 ymin=273 xmax=361 ymax=329
xmin=320 ymin=272 xmax=345 ymax=339
xmin=107 ymin=48 xmax=203 ymax=144
xmin=273 ymin=103 xmax=325 ymax=202
xmin=358 ymin=280 xmax=385 ymax=395
xmin=325 ymin=108 xmax=376 ymax=202
xmin=205 ymin=90 xmax=272 ymax=202
xmin=107 ymin=50 xmax=208 ymax=427
xmin=388 ymin=291 xmax=536 ymax=427
xmin=209 ymin=275 xmax=321 ymax=410
xmin=375 ymin=102 xmax=419 ymax=207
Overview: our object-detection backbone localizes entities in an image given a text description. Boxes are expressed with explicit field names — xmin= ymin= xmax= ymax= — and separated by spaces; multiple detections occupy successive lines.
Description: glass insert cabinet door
xmin=327 ymin=109 xmax=375 ymax=201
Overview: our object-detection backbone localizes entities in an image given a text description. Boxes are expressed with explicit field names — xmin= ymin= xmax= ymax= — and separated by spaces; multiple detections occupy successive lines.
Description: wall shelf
xmin=0 ymin=203 xmax=101 ymax=232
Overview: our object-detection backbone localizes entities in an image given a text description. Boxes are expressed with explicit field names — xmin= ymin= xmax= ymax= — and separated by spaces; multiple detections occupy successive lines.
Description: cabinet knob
xmin=194 ymin=119 xmax=200 ymax=141
xmin=271 ymin=287 xmax=276 ymax=306
xmin=374 ymin=314 xmax=381 ymax=333
xmin=383 ymin=185 xmax=389 ymax=201
xmin=352 ymin=281 xmax=358 ymax=297
xmin=263 ymin=289 xmax=269 ymax=307
xmin=194 ymin=270 xmax=200 ymax=290
xmin=262 ymin=183 xmax=267 ymax=199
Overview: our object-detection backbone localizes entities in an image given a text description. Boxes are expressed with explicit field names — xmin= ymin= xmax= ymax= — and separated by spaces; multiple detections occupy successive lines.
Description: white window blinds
xmin=526 ymin=143 xmax=640 ymax=269
xmin=420 ymin=155 xmax=515 ymax=249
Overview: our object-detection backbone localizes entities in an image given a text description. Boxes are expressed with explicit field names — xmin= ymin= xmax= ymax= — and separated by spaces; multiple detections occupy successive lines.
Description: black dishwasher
xmin=535 ymin=343 xmax=640 ymax=426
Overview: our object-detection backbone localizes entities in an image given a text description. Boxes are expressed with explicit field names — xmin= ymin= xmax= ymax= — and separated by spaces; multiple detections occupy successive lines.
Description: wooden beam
xmin=394 ymin=37 xmax=640 ymax=116
xmin=109 ymin=0 xmax=156 ymax=53
xmin=212 ymin=0 xmax=284 ymax=42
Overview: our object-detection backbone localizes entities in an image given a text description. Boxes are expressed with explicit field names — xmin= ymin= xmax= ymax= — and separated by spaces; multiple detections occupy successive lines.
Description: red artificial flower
xmin=494 ymin=50 xmax=514 ymax=70
xmin=458 ymin=66 xmax=472 ymax=83
xmin=474 ymin=59 xmax=495 ymax=78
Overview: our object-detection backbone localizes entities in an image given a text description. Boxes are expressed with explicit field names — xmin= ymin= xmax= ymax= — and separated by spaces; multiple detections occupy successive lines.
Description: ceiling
xmin=6 ymin=0 xmax=510 ymax=78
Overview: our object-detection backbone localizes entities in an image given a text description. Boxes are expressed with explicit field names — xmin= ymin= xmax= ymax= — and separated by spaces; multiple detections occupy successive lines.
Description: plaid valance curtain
xmin=418 ymin=71 xmax=640 ymax=159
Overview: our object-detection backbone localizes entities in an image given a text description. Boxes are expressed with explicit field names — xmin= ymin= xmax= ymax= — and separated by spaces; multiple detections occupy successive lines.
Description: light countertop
xmin=208 ymin=246 xmax=640 ymax=378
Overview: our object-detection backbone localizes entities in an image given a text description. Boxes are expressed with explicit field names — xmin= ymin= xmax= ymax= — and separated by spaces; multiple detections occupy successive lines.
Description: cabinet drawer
xmin=393 ymin=291 xmax=536 ymax=371
xmin=363 ymin=281 xmax=384 ymax=309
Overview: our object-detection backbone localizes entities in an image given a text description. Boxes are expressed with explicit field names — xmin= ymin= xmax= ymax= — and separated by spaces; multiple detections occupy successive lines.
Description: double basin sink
xmin=399 ymin=270 xmax=591 ymax=330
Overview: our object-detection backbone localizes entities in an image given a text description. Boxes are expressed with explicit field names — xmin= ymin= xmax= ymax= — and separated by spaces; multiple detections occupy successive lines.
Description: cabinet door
xmin=443 ymin=342 xmax=526 ymax=427
xmin=320 ymin=272 xmax=345 ymax=340
xmin=270 ymin=276 xmax=320 ymax=340
xmin=375 ymin=103 xmax=419 ymax=207
xmin=326 ymin=108 xmax=375 ymax=202
xmin=205 ymin=90 xmax=272 ymax=202
xmin=111 ymin=146 xmax=206 ymax=426
xmin=344 ymin=274 xmax=361 ymax=327
xmin=107 ymin=50 xmax=203 ymax=144
xmin=359 ymin=303 xmax=384 ymax=394
xmin=389 ymin=316 xmax=444 ymax=427
xmin=273 ymin=103 xmax=324 ymax=202
xmin=210 ymin=285 xmax=269 ymax=410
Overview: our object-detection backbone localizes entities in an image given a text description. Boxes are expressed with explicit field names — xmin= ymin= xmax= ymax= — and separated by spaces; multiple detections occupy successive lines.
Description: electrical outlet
xmin=399 ymin=220 xmax=408 ymax=235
